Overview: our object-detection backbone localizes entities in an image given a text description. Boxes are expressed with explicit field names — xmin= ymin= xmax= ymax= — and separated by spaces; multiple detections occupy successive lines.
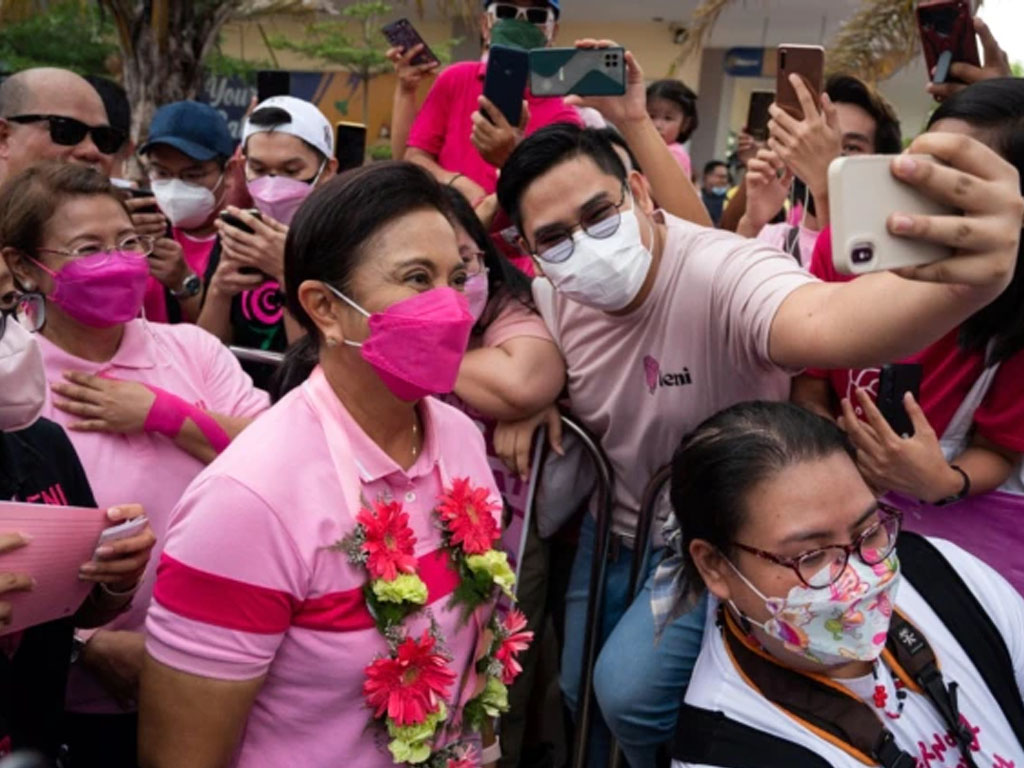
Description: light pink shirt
xmin=147 ymin=368 xmax=502 ymax=767
xmin=755 ymin=222 xmax=821 ymax=270
xmin=534 ymin=212 xmax=816 ymax=540
xmin=667 ymin=142 xmax=692 ymax=178
xmin=35 ymin=319 xmax=269 ymax=712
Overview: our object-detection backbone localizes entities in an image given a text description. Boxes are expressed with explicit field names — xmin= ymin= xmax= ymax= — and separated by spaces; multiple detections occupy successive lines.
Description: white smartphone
xmin=829 ymin=154 xmax=955 ymax=275
xmin=94 ymin=515 xmax=148 ymax=558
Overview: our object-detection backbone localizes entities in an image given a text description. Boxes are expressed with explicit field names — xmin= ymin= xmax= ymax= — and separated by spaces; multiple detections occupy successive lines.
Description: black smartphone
xmin=336 ymin=122 xmax=367 ymax=173
xmin=917 ymin=0 xmax=980 ymax=85
xmin=257 ymin=70 xmax=291 ymax=103
xmin=877 ymin=363 xmax=924 ymax=438
xmin=381 ymin=18 xmax=440 ymax=67
xmin=482 ymin=45 xmax=529 ymax=126
xmin=746 ymin=91 xmax=775 ymax=142
xmin=219 ymin=209 xmax=264 ymax=275
xmin=126 ymin=187 xmax=158 ymax=215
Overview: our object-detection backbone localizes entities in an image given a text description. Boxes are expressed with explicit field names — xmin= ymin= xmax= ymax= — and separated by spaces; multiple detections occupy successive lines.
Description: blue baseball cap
xmin=138 ymin=100 xmax=234 ymax=162
xmin=483 ymin=1 xmax=559 ymax=18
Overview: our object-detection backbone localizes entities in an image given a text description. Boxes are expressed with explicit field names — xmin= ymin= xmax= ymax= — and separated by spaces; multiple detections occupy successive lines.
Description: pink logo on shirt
xmin=643 ymin=355 xmax=693 ymax=395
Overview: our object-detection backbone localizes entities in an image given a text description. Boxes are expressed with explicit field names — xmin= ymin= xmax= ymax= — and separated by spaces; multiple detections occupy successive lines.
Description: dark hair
xmin=442 ymin=186 xmax=534 ymax=333
xmin=85 ymin=75 xmax=131 ymax=140
xmin=671 ymin=401 xmax=854 ymax=605
xmin=825 ymin=74 xmax=902 ymax=155
xmin=496 ymin=123 xmax=626 ymax=233
xmin=646 ymin=78 xmax=699 ymax=143
xmin=247 ymin=106 xmax=326 ymax=162
xmin=593 ymin=127 xmax=642 ymax=174
xmin=270 ymin=162 xmax=453 ymax=399
xmin=703 ymin=159 xmax=727 ymax=176
xmin=927 ymin=78 xmax=1024 ymax=364
xmin=0 ymin=162 xmax=121 ymax=260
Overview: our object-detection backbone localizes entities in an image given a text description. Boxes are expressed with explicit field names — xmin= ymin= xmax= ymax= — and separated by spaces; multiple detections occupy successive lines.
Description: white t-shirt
xmin=675 ymin=538 xmax=1024 ymax=768
xmin=534 ymin=212 xmax=815 ymax=541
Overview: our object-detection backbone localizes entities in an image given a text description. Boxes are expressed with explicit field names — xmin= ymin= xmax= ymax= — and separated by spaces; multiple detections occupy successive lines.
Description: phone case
xmin=483 ymin=45 xmax=529 ymax=126
xmin=917 ymin=0 xmax=980 ymax=84
xmin=877 ymin=364 xmax=923 ymax=438
xmin=381 ymin=18 xmax=440 ymax=67
xmin=336 ymin=121 xmax=367 ymax=172
xmin=746 ymin=91 xmax=775 ymax=142
xmin=528 ymin=48 xmax=626 ymax=98
xmin=776 ymin=45 xmax=824 ymax=119
xmin=829 ymin=155 xmax=955 ymax=276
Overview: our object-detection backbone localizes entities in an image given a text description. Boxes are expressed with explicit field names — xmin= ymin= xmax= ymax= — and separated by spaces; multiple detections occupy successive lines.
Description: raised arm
xmin=455 ymin=335 xmax=565 ymax=422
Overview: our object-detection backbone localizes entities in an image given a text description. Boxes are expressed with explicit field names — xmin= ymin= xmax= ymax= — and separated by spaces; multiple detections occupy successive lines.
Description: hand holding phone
xmin=775 ymin=45 xmax=824 ymax=120
xmin=482 ymin=45 xmax=529 ymax=126
xmin=746 ymin=91 xmax=775 ymax=143
xmin=529 ymin=47 xmax=626 ymax=98
xmin=917 ymin=0 xmax=980 ymax=85
xmin=381 ymin=18 xmax=440 ymax=68
xmin=925 ymin=16 xmax=1011 ymax=101
xmin=877 ymin=364 xmax=924 ymax=438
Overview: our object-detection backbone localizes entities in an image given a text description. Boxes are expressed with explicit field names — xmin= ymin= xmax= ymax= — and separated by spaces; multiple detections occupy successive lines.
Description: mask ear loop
xmin=321 ymin=281 xmax=370 ymax=348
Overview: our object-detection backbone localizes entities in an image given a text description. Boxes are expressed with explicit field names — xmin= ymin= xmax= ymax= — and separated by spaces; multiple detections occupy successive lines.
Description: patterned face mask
xmin=727 ymin=553 xmax=901 ymax=666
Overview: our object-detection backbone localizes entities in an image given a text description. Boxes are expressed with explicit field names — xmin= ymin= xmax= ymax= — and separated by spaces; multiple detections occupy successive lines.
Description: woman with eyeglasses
xmin=662 ymin=401 xmax=1024 ymax=767
xmin=0 ymin=163 xmax=268 ymax=767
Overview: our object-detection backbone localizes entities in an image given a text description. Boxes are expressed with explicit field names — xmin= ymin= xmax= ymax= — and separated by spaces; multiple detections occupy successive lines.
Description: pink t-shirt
xmin=534 ymin=212 xmax=816 ymax=540
xmin=480 ymin=298 xmax=552 ymax=349
xmin=667 ymin=142 xmax=692 ymax=178
xmin=142 ymin=229 xmax=218 ymax=324
xmin=34 ymin=320 xmax=269 ymax=713
xmin=407 ymin=60 xmax=583 ymax=194
xmin=147 ymin=368 xmax=503 ymax=767
xmin=755 ymin=222 xmax=821 ymax=270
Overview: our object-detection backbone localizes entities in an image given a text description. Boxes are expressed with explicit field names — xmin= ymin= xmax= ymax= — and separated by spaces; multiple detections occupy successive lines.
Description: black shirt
xmin=0 ymin=419 xmax=97 ymax=758
xmin=203 ymin=239 xmax=288 ymax=389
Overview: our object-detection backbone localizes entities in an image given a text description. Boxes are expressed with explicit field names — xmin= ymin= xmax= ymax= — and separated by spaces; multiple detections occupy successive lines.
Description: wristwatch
xmin=170 ymin=272 xmax=202 ymax=299
xmin=932 ymin=464 xmax=971 ymax=507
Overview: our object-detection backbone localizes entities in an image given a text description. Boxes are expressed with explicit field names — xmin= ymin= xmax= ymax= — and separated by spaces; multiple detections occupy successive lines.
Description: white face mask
xmin=0 ymin=319 xmax=46 ymax=432
xmin=151 ymin=176 xmax=222 ymax=229
xmin=541 ymin=196 xmax=654 ymax=312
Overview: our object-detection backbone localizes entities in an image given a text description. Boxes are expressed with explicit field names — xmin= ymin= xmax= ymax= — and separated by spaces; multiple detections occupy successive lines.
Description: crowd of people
xmin=0 ymin=0 xmax=1022 ymax=767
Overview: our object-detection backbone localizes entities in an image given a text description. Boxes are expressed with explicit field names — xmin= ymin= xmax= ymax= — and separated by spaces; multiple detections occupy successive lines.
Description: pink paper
xmin=0 ymin=501 xmax=110 ymax=635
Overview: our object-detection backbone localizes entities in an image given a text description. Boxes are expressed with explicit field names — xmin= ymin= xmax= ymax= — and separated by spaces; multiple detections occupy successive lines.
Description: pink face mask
xmin=30 ymin=250 xmax=149 ymax=328
xmin=464 ymin=273 xmax=489 ymax=322
xmin=327 ymin=285 xmax=474 ymax=402
xmin=247 ymin=170 xmax=320 ymax=225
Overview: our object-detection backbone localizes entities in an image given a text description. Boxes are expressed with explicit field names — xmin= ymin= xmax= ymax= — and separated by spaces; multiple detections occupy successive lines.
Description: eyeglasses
xmin=731 ymin=503 xmax=903 ymax=589
xmin=487 ymin=3 xmax=554 ymax=25
xmin=6 ymin=114 xmax=126 ymax=155
xmin=35 ymin=235 xmax=155 ymax=264
xmin=459 ymin=247 xmax=487 ymax=276
xmin=530 ymin=184 xmax=629 ymax=263
xmin=0 ymin=291 xmax=45 ymax=337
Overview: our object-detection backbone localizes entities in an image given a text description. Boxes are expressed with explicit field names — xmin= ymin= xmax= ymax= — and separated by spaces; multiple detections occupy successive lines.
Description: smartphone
xmin=917 ymin=0 xmax=980 ymax=85
xmin=381 ymin=18 xmax=440 ymax=67
xmin=257 ymin=70 xmax=291 ymax=103
xmin=829 ymin=154 xmax=955 ymax=275
xmin=219 ymin=209 xmax=262 ymax=235
xmin=528 ymin=47 xmax=626 ymax=98
xmin=126 ymin=186 xmax=158 ymax=215
xmin=877 ymin=364 xmax=923 ymax=438
xmin=95 ymin=515 xmax=148 ymax=558
xmin=336 ymin=121 xmax=367 ymax=173
xmin=482 ymin=45 xmax=529 ymax=126
xmin=746 ymin=90 xmax=775 ymax=142
xmin=775 ymin=45 xmax=825 ymax=120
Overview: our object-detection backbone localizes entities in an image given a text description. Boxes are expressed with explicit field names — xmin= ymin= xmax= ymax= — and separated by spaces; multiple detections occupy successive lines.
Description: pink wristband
xmin=142 ymin=385 xmax=232 ymax=455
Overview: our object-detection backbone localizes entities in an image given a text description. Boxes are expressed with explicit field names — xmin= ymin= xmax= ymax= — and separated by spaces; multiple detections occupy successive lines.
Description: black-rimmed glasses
xmin=530 ymin=185 xmax=628 ymax=263
xmin=5 ymin=115 xmax=126 ymax=155
xmin=731 ymin=503 xmax=902 ymax=589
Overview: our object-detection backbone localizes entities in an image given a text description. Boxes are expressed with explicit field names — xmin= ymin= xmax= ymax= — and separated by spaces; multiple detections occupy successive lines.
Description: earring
xmin=325 ymin=337 xmax=339 ymax=348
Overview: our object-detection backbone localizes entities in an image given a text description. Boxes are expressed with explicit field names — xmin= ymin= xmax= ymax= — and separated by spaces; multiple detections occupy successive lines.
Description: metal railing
xmin=228 ymin=346 xmax=285 ymax=367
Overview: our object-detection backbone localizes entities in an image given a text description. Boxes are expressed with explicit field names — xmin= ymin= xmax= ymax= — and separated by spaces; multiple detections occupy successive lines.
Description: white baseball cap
xmin=242 ymin=96 xmax=334 ymax=159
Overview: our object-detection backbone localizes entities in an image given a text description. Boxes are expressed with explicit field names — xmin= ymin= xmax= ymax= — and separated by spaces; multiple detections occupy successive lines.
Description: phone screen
xmin=918 ymin=0 xmax=979 ymax=83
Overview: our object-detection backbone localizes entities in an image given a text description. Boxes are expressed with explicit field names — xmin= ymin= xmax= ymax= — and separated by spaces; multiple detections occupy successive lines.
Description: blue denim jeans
xmin=561 ymin=515 xmax=707 ymax=767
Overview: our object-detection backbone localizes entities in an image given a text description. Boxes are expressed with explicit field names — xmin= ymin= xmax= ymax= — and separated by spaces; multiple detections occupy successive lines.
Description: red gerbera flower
xmin=357 ymin=498 xmax=417 ymax=581
xmin=363 ymin=630 xmax=457 ymax=726
xmin=437 ymin=478 xmax=501 ymax=555
xmin=447 ymin=754 xmax=477 ymax=768
xmin=495 ymin=610 xmax=534 ymax=685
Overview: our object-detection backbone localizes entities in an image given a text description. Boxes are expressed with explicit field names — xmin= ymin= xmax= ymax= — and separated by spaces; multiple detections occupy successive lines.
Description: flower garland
xmin=338 ymin=478 xmax=533 ymax=766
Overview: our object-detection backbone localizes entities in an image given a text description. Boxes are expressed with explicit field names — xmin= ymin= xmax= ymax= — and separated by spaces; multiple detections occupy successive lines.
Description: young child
xmin=646 ymin=79 xmax=698 ymax=177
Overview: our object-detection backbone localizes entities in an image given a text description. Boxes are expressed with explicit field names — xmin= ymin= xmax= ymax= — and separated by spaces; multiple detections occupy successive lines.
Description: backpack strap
xmin=671 ymin=703 xmax=833 ymax=767
xmin=896 ymin=532 xmax=1024 ymax=750
xmin=718 ymin=609 xmax=915 ymax=767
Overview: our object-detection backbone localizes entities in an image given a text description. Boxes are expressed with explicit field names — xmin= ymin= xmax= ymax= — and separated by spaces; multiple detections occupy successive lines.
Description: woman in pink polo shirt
xmin=0 ymin=163 xmax=269 ymax=766
xmin=140 ymin=163 xmax=532 ymax=768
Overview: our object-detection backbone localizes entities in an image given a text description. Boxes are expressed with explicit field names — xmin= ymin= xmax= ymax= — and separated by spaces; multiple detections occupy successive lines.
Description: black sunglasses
xmin=6 ymin=114 xmax=126 ymax=155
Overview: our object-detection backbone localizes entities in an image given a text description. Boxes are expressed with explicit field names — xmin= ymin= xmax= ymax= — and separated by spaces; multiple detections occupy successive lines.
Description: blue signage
xmin=724 ymin=47 xmax=765 ymax=77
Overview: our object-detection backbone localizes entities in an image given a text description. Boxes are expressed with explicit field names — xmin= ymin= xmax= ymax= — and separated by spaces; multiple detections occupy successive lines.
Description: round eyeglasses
xmin=35 ymin=235 xmax=155 ymax=265
xmin=730 ymin=503 xmax=903 ymax=589
xmin=531 ymin=185 xmax=629 ymax=264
